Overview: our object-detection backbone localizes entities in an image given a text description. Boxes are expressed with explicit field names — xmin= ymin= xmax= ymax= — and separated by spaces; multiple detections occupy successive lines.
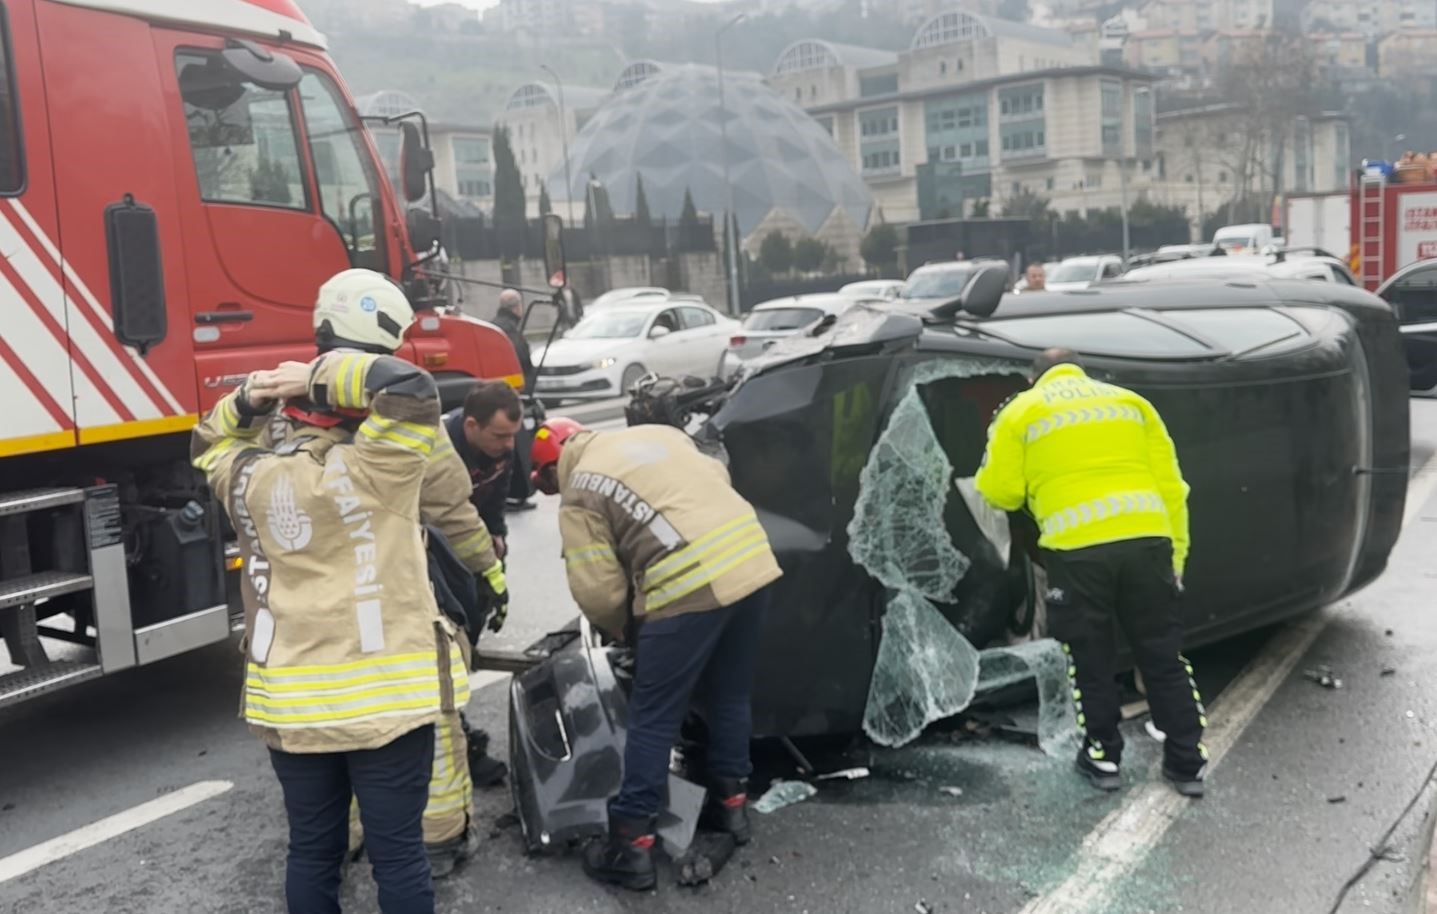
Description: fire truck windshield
xmin=298 ymin=71 xmax=387 ymax=274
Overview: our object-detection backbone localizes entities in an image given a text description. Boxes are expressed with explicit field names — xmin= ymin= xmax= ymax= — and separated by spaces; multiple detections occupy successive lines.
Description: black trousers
xmin=269 ymin=724 xmax=436 ymax=914
xmin=1042 ymin=538 xmax=1207 ymax=775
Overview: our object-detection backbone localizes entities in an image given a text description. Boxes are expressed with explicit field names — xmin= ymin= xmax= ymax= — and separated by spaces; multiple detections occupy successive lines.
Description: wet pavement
xmin=1 ymin=404 xmax=1435 ymax=914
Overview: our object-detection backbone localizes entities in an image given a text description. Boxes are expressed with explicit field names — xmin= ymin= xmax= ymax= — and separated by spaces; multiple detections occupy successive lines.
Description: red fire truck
xmin=0 ymin=0 xmax=521 ymax=706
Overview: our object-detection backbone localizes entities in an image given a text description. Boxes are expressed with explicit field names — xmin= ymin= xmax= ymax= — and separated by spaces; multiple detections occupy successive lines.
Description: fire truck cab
xmin=0 ymin=0 xmax=520 ymax=706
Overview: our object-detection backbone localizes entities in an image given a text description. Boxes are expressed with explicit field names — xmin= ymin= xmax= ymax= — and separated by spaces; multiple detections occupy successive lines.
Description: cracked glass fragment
xmin=955 ymin=476 xmax=1011 ymax=567
xmin=849 ymin=357 xmax=1031 ymax=748
xmin=976 ymin=639 xmax=1081 ymax=758
xmin=752 ymin=779 xmax=817 ymax=814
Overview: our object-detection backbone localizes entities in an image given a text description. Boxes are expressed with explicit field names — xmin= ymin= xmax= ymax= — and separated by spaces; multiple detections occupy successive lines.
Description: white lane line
xmin=0 ymin=780 xmax=233 ymax=885
xmin=1021 ymin=451 xmax=1437 ymax=914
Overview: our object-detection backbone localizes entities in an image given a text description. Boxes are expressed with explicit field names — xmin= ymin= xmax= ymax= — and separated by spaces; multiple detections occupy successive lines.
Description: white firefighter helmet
xmin=314 ymin=269 xmax=415 ymax=353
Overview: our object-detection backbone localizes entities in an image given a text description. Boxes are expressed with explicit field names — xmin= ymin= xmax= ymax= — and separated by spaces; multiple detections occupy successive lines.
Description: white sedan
xmin=839 ymin=279 xmax=905 ymax=300
xmin=532 ymin=301 xmax=739 ymax=402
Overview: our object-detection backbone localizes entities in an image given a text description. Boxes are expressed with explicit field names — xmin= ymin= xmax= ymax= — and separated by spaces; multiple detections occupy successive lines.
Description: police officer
xmin=255 ymin=270 xmax=510 ymax=878
xmin=530 ymin=418 xmax=783 ymax=891
xmin=975 ymin=348 xmax=1207 ymax=798
xmin=193 ymin=348 xmax=464 ymax=913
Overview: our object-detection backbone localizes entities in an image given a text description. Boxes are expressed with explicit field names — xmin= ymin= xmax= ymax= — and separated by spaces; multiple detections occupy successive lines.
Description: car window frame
xmin=679 ymin=306 xmax=716 ymax=330
xmin=0 ymin=1 xmax=26 ymax=197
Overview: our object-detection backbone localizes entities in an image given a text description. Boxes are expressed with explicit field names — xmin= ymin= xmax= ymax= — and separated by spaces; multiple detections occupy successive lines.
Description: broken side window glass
xmin=848 ymin=356 xmax=1079 ymax=756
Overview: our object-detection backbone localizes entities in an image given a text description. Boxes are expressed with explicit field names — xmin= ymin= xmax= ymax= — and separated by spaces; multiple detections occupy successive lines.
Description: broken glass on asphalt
xmin=848 ymin=357 xmax=1078 ymax=756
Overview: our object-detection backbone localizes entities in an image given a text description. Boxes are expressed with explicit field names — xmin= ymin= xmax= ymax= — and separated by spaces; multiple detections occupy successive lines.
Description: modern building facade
xmin=497 ymin=82 xmax=610 ymax=212
xmin=767 ymin=10 xmax=1157 ymax=220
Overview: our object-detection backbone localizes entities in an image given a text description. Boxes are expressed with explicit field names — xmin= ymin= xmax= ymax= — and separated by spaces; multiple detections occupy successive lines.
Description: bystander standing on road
xmin=530 ymin=417 xmax=782 ymax=892
xmin=1024 ymin=262 xmax=1047 ymax=291
xmin=976 ymin=347 xmax=1208 ymax=798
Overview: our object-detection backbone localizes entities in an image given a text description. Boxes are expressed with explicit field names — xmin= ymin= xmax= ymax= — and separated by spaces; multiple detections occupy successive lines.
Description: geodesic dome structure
xmin=549 ymin=64 xmax=872 ymax=240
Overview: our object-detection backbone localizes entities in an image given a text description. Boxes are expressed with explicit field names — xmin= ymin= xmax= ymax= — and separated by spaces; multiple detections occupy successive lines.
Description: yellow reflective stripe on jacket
xmin=336 ymin=354 xmax=369 ymax=410
xmin=193 ymin=438 xmax=240 ymax=472
xmin=426 ymin=719 xmax=471 ymax=815
xmin=357 ymin=417 xmax=436 ymax=455
xmin=217 ymin=397 xmax=242 ymax=436
xmin=645 ymin=514 xmax=760 ymax=586
xmin=452 ymin=529 xmax=492 ymax=561
xmin=1041 ymin=491 xmax=1168 ymax=537
xmin=244 ymin=649 xmax=468 ymax=727
xmin=248 ymin=650 xmax=437 ymax=680
xmin=1025 ymin=404 xmax=1143 ymax=444
xmin=564 ymin=543 xmax=616 ymax=567
xmin=645 ymin=526 xmax=770 ymax=611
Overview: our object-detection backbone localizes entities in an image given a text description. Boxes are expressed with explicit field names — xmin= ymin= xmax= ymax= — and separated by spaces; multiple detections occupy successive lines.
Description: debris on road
xmin=940 ymin=786 xmax=964 ymax=797
xmin=1303 ymin=665 xmax=1344 ymax=689
xmin=1380 ymin=668 xmax=1397 ymax=677
xmin=915 ymin=901 xmax=934 ymax=914
xmin=753 ymin=780 xmax=818 ymax=814
xmin=815 ymin=767 xmax=871 ymax=781
xmin=676 ymin=831 xmax=738 ymax=886
xmin=1327 ymin=795 xmax=1347 ymax=804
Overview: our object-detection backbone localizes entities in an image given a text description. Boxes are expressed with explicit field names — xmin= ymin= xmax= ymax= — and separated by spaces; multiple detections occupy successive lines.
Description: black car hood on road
xmin=509 ymin=277 xmax=1411 ymax=848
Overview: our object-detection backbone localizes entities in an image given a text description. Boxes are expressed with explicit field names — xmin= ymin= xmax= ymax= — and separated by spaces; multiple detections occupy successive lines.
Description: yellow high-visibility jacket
xmin=975 ymin=364 xmax=1191 ymax=574
xmin=556 ymin=425 xmax=783 ymax=637
xmin=192 ymin=354 xmax=469 ymax=753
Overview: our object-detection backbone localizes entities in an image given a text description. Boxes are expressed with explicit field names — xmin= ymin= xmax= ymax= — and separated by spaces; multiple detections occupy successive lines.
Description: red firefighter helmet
xmin=530 ymin=417 xmax=587 ymax=495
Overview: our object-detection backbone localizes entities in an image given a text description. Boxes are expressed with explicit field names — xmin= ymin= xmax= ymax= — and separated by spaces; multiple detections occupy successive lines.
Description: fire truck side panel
xmin=34 ymin=0 xmax=199 ymax=448
xmin=1 ymin=0 xmax=81 ymax=457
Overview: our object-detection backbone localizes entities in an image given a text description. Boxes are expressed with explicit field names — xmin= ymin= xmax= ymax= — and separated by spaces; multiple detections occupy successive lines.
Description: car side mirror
xmin=930 ymin=263 xmax=1010 ymax=321
xmin=649 ymin=325 xmax=673 ymax=340
xmin=543 ymin=214 xmax=568 ymax=291
xmin=400 ymin=122 xmax=434 ymax=204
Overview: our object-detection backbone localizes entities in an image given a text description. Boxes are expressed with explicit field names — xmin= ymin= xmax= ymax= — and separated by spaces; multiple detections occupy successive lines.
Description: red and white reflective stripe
xmin=50 ymin=0 xmax=325 ymax=48
xmin=0 ymin=204 xmax=182 ymax=426
xmin=5 ymin=200 xmax=184 ymax=415
xmin=0 ymin=226 xmax=120 ymax=425
xmin=0 ymin=347 xmax=67 ymax=439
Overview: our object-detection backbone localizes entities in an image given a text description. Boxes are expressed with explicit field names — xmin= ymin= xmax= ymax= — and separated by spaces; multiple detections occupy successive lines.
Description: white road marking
xmin=1020 ymin=449 xmax=1437 ymax=914
xmin=0 ymin=780 xmax=233 ymax=884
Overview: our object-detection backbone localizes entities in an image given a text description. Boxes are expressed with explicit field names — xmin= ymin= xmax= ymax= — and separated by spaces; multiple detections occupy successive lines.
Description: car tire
xmin=620 ymin=364 xmax=647 ymax=395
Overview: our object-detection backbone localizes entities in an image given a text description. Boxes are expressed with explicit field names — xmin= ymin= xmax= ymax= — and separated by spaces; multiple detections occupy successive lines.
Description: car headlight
xmin=594 ymin=357 xmax=617 ymax=370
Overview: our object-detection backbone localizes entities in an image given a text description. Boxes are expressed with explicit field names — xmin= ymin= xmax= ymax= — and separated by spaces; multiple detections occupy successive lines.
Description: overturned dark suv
xmin=508 ymin=267 xmax=1411 ymax=852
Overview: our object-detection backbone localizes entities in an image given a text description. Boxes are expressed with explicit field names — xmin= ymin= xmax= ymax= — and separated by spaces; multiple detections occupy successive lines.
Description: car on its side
xmin=532 ymin=300 xmax=738 ymax=402
xmin=719 ymin=294 xmax=875 ymax=379
xmin=1044 ymin=254 xmax=1125 ymax=291
xmin=839 ymin=279 xmax=905 ymax=301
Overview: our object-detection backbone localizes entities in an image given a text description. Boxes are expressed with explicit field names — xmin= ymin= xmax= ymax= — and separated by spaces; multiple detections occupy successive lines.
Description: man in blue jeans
xmin=530 ymin=418 xmax=783 ymax=891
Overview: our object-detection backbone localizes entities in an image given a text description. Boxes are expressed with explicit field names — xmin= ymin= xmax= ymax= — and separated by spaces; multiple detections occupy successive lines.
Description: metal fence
xmin=441 ymin=214 xmax=717 ymax=262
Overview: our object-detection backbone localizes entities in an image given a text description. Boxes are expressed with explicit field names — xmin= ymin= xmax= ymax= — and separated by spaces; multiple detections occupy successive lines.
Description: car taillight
xmin=730 ymin=335 xmax=746 ymax=347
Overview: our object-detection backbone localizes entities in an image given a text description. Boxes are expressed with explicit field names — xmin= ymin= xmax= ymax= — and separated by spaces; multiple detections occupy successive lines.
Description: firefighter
xmin=266 ymin=270 xmax=510 ymax=877
xmin=192 ymin=348 xmax=471 ymax=913
xmin=975 ymin=348 xmax=1207 ymax=798
xmin=530 ymin=418 xmax=783 ymax=891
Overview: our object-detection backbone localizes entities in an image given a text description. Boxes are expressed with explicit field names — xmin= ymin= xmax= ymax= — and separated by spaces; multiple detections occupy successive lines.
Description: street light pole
xmin=716 ymin=12 xmax=746 ymax=316
xmin=540 ymin=63 xmax=574 ymax=227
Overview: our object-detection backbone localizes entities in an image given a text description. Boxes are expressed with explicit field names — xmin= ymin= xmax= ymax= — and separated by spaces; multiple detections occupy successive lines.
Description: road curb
xmin=1334 ymin=774 xmax=1437 ymax=913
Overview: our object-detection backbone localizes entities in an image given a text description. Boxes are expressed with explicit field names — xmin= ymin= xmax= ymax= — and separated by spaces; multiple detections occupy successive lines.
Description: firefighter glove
xmin=481 ymin=563 xmax=509 ymax=632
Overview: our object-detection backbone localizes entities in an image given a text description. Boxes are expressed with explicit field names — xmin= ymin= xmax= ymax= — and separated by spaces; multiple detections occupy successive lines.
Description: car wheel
xmin=620 ymin=364 xmax=647 ymax=395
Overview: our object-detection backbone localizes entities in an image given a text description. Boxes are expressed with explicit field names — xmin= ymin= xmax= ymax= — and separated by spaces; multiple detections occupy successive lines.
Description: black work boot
xmin=1162 ymin=762 xmax=1207 ymax=798
xmin=582 ymin=815 xmax=657 ymax=891
xmin=426 ymin=823 xmax=477 ymax=880
xmin=1074 ymin=743 xmax=1122 ymax=792
xmin=698 ymin=777 xmax=752 ymax=845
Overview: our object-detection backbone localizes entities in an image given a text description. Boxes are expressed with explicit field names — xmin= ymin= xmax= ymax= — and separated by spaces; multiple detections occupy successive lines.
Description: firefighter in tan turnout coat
xmin=253 ymin=270 xmax=510 ymax=878
xmin=193 ymin=346 xmax=471 ymax=914
xmin=529 ymin=418 xmax=782 ymax=892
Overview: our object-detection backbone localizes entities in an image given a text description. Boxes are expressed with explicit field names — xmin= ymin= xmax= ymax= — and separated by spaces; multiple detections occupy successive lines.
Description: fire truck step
xmin=0 ymin=572 xmax=95 ymax=611
xmin=0 ymin=488 xmax=87 ymax=518
xmin=0 ymin=660 xmax=104 ymax=709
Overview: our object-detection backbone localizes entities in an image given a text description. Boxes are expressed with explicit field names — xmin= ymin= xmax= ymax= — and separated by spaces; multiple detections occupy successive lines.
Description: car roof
xmin=911 ymin=259 xmax=1004 ymax=275
xmin=1123 ymin=254 xmax=1343 ymax=282
xmin=1002 ymin=276 xmax=1379 ymax=318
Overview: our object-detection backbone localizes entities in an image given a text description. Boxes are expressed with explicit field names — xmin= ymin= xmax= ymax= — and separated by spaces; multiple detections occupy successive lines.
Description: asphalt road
xmin=2 ymin=407 xmax=1437 ymax=914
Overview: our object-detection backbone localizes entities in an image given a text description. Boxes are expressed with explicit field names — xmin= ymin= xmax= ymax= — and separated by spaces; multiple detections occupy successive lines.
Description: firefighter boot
xmin=427 ymin=822 xmax=478 ymax=880
xmin=582 ymin=815 xmax=657 ymax=891
xmin=698 ymin=777 xmax=751 ymax=846
xmin=1074 ymin=742 xmax=1122 ymax=792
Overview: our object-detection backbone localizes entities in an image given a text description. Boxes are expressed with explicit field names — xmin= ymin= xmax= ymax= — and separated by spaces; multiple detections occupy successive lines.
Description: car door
xmin=678 ymin=306 xmax=727 ymax=372
xmin=642 ymin=307 xmax=688 ymax=374
xmin=1377 ymin=262 xmax=1437 ymax=390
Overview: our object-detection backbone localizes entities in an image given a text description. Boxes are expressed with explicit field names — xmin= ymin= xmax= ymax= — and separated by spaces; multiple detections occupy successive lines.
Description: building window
xmin=859 ymin=73 xmax=899 ymax=97
xmin=796 ymin=88 xmax=802 ymax=101
xmin=1134 ymin=87 xmax=1154 ymax=159
xmin=924 ymin=93 xmax=990 ymax=170
xmin=1334 ymin=121 xmax=1350 ymax=188
xmin=815 ymin=115 xmax=834 ymax=136
xmin=940 ymin=61 xmax=947 ymax=75
xmin=1101 ymin=80 xmax=1122 ymax=156
xmin=810 ymin=85 xmax=817 ymax=98
xmin=999 ymin=85 xmax=1044 ymax=119
xmin=1088 ymin=175 xmax=1102 ymax=189
xmin=1046 ymin=177 xmax=1055 ymax=190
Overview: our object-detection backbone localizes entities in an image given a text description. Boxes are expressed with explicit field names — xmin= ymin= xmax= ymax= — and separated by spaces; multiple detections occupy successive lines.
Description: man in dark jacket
xmin=443 ymin=381 xmax=524 ymax=560
xmin=493 ymin=289 xmax=534 ymax=392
